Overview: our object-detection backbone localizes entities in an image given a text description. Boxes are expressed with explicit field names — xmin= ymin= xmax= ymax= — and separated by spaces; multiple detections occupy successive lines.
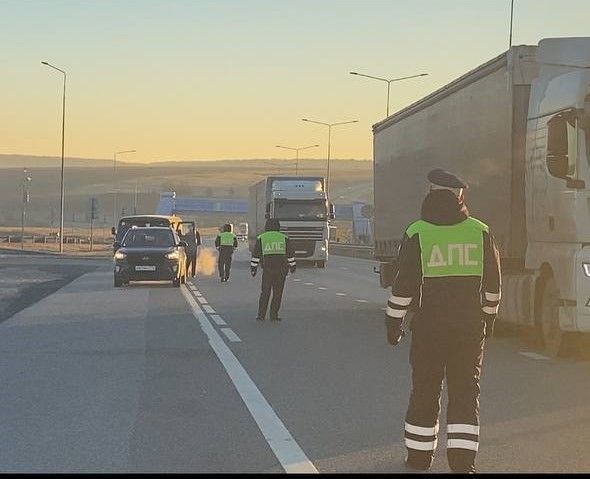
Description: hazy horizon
xmin=2 ymin=0 xmax=589 ymax=163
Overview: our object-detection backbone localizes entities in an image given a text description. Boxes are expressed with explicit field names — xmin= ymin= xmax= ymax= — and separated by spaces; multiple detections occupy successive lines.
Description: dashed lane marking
xmin=293 ymin=279 xmax=302 ymax=282
xmin=355 ymin=299 xmax=368 ymax=303
xmin=210 ymin=314 xmax=227 ymax=326
xmin=304 ymin=282 xmax=314 ymax=286
xmin=221 ymin=328 xmax=242 ymax=343
xmin=197 ymin=297 xmax=208 ymax=304
xmin=336 ymin=293 xmax=347 ymax=296
xmin=203 ymin=304 xmax=216 ymax=314
xmin=180 ymin=286 xmax=318 ymax=473
xmin=519 ymin=351 xmax=551 ymax=360
xmin=318 ymin=287 xmax=327 ymax=291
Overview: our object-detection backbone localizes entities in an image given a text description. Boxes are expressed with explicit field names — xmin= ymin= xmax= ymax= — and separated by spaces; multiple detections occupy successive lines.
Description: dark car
xmin=113 ymin=227 xmax=188 ymax=288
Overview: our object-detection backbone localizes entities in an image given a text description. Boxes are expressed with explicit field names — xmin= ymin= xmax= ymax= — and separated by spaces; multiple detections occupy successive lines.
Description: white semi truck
xmin=373 ymin=37 xmax=590 ymax=356
xmin=248 ymin=176 xmax=334 ymax=267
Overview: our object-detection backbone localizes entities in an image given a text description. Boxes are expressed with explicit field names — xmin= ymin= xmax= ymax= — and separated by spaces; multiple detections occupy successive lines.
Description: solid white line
xmin=519 ymin=351 xmax=550 ymax=360
xmin=221 ymin=328 xmax=242 ymax=343
xmin=210 ymin=314 xmax=227 ymax=326
xmin=180 ymin=286 xmax=317 ymax=473
xmin=355 ymin=299 xmax=368 ymax=303
xmin=203 ymin=304 xmax=216 ymax=314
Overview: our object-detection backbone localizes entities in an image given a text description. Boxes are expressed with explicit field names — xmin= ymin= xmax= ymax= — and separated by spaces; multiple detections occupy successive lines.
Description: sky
xmin=1 ymin=0 xmax=589 ymax=163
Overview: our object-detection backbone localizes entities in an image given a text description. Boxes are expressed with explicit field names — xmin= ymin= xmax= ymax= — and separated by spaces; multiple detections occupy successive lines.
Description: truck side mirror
xmin=546 ymin=155 xmax=569 ymax=179
xmin=111 ymin=227 xmax=116 ymax=235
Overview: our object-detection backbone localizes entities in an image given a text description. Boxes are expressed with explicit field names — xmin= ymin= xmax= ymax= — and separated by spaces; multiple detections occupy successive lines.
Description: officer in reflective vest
xmin=215 ymin=223 xmax=238 ymax=282
xmin=385 ymin=169 xmax=501 ymax=473
xmin=250 ymin=218 xmax=296 ymax=321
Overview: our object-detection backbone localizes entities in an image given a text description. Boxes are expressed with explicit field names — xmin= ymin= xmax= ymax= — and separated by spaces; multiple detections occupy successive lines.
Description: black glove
xmin=385 ymin=316 xmax=405 ymax=347
xmin=251 ymin=268 xmax=257 ymax=277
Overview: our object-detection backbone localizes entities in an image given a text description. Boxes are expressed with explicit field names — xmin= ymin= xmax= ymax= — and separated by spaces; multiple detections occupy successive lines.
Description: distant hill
xmin=0 ymin=154 xmax=144 ymax=169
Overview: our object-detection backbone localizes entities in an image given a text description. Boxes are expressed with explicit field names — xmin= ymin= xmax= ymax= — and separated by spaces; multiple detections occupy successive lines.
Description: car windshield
xmin=117 ymin=218 xmax=172 ymax=241
xmin=122 ymin=229 xmax=175 ymax=248
xmin=274 ymin=199 xmax=327 ymax=221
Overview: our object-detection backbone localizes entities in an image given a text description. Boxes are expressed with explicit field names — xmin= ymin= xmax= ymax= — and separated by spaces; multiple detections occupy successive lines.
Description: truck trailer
xmin=373 ymin=37 xmax=590 ymax=356
xmin=248 ymin=176 xmax=334 ymax=267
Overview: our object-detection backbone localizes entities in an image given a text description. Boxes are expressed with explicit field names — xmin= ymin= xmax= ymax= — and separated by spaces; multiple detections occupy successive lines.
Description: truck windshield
xmin=274 ymin=199 xmax=327 ymax=221
xmin=122 ymin=229 xmax=175 ymax=248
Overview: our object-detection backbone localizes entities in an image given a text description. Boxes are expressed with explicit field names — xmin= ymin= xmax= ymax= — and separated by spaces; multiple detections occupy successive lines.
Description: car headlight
xmin=583 ymin=263 xmax=590 ymax=277
xmin=166 ymin=250 xmax=180 ymax=260
xmin=114 ymin=251 xmax=126 ymax=260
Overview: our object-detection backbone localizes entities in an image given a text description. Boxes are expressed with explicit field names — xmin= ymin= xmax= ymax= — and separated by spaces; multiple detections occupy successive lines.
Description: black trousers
xmin=187 ymin=253 xmax=197 ymax=277
xmin=218 ymin=252 xmax=233 ymax=279
xmin=257 ymin=268 xmax=287 ymax=319
xmin=404 ymin=317 xmax=485 ymax=473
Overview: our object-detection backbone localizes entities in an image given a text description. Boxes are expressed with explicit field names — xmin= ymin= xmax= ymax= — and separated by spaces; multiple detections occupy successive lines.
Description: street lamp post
xmin=41 ymin=61 xmax=66 ymax=253
xmin=113 ymin=150 xmax=136 ymax=225
xmin=301 ymin=119 xmax=358 ymax=196
xmin=275 ymin=144 xmax=319 ymax=175
xmin=21 ymin=169 xmax=32 ymax=251
xmin=509 ymin=0 xmax=515 ymax=49
xmin=349 ymin=71 xmax=428 ymax=118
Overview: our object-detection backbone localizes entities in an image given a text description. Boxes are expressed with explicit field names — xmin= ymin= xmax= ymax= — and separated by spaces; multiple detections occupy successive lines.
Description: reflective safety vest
xmin=258 ymin=231 xmax=287 ymax=256
xmin=406 ymin=217 xmax=488 ymax=278
xmin=219 ymin=231 xmax=236 ymax=246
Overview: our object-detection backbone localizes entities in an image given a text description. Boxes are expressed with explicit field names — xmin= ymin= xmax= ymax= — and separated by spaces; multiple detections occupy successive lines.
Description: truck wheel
xmin=539 ymin=276 xmax=564 ymax=357
xmin=317 ymin=260 xmax=326 ymax=268
xmin=114 ymin=275 xmax=122 ymax=288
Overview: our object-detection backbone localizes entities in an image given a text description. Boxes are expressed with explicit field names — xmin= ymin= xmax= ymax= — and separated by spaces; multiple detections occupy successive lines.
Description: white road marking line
xmin=210 ymin=314 xmax=227 ymax=326
xmin=293 ymin=279 xmax=302 ymax=282
xmin=519 ymin=351 xmax=551 ymax=360
xmin=197 ymin=297 xmax=208 ymax=304
xmin=304 ymin=282 xmax=314 ymax=286
xmin=340 ymin=267 xmax=349 ymax=270
xmin=336 ymin=293 xmax=347 ymax=296
xmin=221 ymin=328 xmax=242 ymax=343
xmin=180 ymin=286 xmax=317 ymax=474
xmin=318 ymin=287 xmax=327 ymax=291
xmin=203 ymin=304 xmax=216 ymax=314
xmin=355 ymin=299 xmax=368 ymax=303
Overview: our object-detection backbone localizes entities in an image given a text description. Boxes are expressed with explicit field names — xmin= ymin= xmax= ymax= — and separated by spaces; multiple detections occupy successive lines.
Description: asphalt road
xmin=1 ymin=243 xmax=590 ymax=473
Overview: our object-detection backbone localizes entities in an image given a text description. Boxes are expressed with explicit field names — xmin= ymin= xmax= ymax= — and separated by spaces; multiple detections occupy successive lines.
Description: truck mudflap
xmin=575 ymin=247 xmax=590 ymax=333
xmin=498 ymin=273 xmax=536 ymax=327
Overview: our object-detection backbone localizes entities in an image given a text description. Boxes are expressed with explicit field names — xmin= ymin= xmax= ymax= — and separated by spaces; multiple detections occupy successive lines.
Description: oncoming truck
xmin=373 ymin=37 xmax=590 ymax=356
xmin=248 ymin=176 xmax=334 ymax=267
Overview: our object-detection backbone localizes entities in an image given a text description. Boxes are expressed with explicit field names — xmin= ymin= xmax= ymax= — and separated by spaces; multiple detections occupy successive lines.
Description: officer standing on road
xmin=250 ymin=218 xmax=296 ymax=321
xmin=385 ymin=169 xmax=501 ymax=473
xmin=215 ymin=223 xmax=238 ymax=282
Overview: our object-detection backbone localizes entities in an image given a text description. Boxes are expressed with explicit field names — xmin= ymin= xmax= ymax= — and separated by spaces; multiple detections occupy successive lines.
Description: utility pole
xmin=21 ymin=169 xmax=32 ymax=250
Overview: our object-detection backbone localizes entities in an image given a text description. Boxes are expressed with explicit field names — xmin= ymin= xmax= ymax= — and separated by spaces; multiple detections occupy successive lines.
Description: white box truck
xmin=373 ymin=37 xmax=590 ymax=356
xmin=248 ymin=176 xmax=334 ymax=267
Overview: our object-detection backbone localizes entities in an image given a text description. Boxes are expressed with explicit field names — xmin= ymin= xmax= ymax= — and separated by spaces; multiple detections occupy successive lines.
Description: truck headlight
xmin=114 ymin=251 xmax=126 ymax=260
xmin=166 ymin=250 xmax=180 ymax=260
xmin=583 ymin=263 xmax=590 ymax=277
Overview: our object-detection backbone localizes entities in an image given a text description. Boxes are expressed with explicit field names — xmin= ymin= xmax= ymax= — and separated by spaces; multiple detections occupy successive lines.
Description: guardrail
xmin=329 ymin=242 xmax=374 ymax=260
xmin=0 ymin=235 xmax=112 ymax=245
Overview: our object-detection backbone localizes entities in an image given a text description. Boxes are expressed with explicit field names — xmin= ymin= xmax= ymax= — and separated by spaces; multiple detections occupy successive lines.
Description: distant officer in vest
xmin=215 ymin=223 xmax=238 ymax=282
xmin=250 ymin=218 xmax=296 ymax=321
xmin=385 ymin=169 xmax=501 ymax=473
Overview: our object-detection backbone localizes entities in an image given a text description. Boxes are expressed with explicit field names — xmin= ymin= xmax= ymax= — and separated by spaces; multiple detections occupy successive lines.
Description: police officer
xmin=385 ymin=169 xmax=501 ymax=473
xmin=250 ymin=218 xmax=296 ymax=321
xmin=215 ymin=223 xmax=238 ymax=282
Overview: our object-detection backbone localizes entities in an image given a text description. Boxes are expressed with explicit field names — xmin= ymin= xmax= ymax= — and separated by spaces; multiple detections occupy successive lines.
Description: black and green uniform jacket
xmin=386 ymin=190 xmax=501 ymax=335
xmin=250 ymin=231 xmax=296 ymax=273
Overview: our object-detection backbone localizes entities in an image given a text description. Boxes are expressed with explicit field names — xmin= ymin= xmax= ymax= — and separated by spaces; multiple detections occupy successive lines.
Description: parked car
xmin=113 ymin=226 xmax=188 ymax=287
